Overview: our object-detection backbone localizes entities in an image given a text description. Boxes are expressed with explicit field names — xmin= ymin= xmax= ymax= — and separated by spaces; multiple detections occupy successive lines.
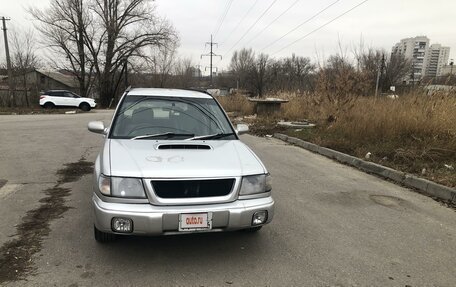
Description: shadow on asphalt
xmin=96 ymin=230 xmax=270 ymax=265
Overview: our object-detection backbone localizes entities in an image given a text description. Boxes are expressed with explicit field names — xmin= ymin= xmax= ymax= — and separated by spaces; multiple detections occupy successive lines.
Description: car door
xmin=49 ymin=91 xmax=66 ymax=106
xmin=64 ymin=92 xmax=80 ymax=107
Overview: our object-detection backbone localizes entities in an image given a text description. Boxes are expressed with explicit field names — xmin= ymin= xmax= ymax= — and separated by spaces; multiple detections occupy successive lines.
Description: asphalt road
xmin=0 ymin=111 xmax=455 ymax=287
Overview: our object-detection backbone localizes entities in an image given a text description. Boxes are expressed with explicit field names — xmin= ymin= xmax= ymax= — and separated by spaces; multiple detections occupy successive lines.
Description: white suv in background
xmin=39 ymin=90 xmax=97 ymax=111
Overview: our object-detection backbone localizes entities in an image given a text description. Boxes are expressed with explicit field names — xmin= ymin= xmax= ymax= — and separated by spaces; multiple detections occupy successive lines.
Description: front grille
xmin=151 ymin=179 xmax=235 ymax=198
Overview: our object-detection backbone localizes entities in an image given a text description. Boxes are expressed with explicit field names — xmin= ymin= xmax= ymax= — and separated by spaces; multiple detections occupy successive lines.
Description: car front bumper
xmin=93 ymin=194 xmax=274 ymax=235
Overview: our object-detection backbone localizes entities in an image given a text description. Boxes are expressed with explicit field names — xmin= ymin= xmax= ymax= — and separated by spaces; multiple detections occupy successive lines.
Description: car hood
xmin=107 ymin=139 xmax=266 ymax=178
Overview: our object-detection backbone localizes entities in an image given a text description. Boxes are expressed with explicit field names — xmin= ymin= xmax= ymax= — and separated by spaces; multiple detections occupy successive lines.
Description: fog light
xmin=252 ymin=211 xmax=268 ymax=226
xmin=111 ymin=217 xmax=133 ymax=233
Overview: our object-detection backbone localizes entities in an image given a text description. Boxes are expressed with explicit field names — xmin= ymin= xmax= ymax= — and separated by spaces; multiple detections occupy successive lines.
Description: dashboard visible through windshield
xmin=110 ymin=95 xmax=236 ymax=140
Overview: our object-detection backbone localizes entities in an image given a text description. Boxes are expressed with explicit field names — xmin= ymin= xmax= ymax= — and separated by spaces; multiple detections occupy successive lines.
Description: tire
xmin=243 ymin=226 xmax=263 ymax=233
xmin=43 ymin=102 xmax=55 ymax=109
xmin=94 ymin=226 xmax=116 ymax=243
xmin=79 ymin=102 xmax=91 ymax=111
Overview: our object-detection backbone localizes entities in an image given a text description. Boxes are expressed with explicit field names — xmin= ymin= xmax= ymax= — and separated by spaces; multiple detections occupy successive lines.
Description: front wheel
xmin=94 ymin=226 xmax=116 ymax=243
xmin=79 ymin=102 xmax=91 ymax=111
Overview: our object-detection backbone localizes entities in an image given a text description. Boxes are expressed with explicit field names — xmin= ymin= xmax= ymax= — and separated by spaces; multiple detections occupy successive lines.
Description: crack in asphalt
xmin=0 ymin=158 xmax=94 ymax=284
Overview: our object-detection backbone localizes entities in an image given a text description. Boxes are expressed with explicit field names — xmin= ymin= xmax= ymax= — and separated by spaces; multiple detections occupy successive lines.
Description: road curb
xmin=273 ymin=133 xmax=456 ymax=204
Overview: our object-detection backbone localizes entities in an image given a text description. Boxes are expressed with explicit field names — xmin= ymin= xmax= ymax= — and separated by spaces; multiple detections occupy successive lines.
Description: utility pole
xmin=450 ymin=59 xmax=454 ymax=76
xmin=375 ymin=53 xmax=385 ymax=97
xmin=195 ymin=64 xmax=203 ymax=83
xmin=201 ymin=34 xmax=221 ymax=87
xmin=1 ymin=16 xmax=13 ymax=106
xmin=411 ymin=60 xmax=415 ymax=88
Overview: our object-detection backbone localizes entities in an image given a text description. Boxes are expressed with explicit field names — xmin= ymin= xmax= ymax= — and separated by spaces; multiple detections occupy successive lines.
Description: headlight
xmin=239 ymin=174 xmax=272 ymax=196
xmin=98 ymin=175 xmax=146 ymax=198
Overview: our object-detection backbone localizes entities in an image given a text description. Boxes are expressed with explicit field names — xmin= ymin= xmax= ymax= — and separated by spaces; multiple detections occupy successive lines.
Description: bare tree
xmin=147 ymin=42 xmax=178 ymax=88
xmin=85 ymin=0 xmax=176 ymax=106
xmin=271 ymin=54 xmax=315 ymax=93
xmin=313 ymin=54 xmax=363 ymax=122
xmin=11 ymin=28 xmax=41 ymax=107
xmin=250 ymin=53 xmax=270 ymax=97
xmin=356 ymin=48 xmax=384 ymax=94
xmin=30 ymin=0 xmax=176 ymax=106
xmin=229 ymin=50 xmax=315 ymax=95
xmin=173 ymin=57 xmax=194 ymax=88
xmin=29 ymin=0 xmax=93 ymax=97
xmin=230 ymin=48 xmax=255 ymax=89
xmin=382 ymin=53 xmax=411 ymax=90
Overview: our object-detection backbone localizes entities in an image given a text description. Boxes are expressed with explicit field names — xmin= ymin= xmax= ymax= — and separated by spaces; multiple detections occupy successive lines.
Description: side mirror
xmin=236 ymin=123 xmax=249 ymax=135
xmin=88 ymin=121 xmax=106 ymax=134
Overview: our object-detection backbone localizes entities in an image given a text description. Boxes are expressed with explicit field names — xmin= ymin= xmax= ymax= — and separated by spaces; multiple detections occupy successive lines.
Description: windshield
xmin=110 ymin=95 xmax=236 ymax=140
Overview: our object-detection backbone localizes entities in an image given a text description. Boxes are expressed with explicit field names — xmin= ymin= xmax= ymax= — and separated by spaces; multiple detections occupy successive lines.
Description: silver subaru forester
xmin=88 ymin=88 xmax=274 ymax=242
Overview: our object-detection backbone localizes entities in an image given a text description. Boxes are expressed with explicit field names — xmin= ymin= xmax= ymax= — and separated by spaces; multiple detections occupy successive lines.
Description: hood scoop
xmin=157 ymin=144 xmax=211 ymax=150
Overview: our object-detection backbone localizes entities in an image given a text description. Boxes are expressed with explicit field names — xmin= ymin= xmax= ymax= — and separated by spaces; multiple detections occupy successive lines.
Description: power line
xmin=213 ymin=0 xmax=235 ymax=40
xmin=271 ymin=0 xmax=370 ymax=56
xmin=213 ymin=0 xmax=230 ymax=36
xmin=244 ymin=0 xmax=301 ymax=47
xmin=221 ymin=0 xmax=278 ymax=59
xmin=261 ymin=0 xmax=341 ymax=52
xmin=219 ymin=0 xmax=259 ymax=45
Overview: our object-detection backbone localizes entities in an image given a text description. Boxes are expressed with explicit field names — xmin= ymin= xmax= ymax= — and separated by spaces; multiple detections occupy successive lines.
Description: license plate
xmin=179 ymin=213 xmax=212 ymax=231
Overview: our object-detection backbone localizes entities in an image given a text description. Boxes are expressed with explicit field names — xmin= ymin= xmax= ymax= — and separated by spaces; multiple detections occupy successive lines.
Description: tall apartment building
xmin=425 ymin=44 xmax=450 ymax=77
xmin=392 ymin=36 xmax=451 ymax=83
xmin=392 ymin=36 xmax=430 ymax=83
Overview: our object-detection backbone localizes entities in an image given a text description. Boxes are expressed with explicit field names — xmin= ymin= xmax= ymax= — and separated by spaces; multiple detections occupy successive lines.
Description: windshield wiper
xmin=131 ymin=132 xmax=194 ymax=140
xmin=185 ymin=133 xmax=235 ymax=141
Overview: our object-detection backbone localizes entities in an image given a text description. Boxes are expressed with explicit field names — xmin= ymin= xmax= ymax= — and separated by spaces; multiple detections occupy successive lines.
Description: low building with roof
xmin=0 ymin=69 xmax=94 ymax=107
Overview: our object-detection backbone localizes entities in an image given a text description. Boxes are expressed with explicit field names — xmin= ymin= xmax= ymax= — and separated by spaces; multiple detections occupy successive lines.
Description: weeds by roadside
xmin=219 ymin=92 xmax=456 ymax=188
xmin=216 ymin=94 xmax=255 ymax=116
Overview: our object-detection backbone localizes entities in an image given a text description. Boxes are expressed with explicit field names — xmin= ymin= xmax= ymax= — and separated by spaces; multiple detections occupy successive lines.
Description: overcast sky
xmin=1 ymin=0 xmax=456 ymax=71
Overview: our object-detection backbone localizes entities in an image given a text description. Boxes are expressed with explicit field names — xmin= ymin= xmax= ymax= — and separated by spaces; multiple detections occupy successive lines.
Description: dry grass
xmin=287 ymin=92 xmax=456 ymax=187
xmin=215 ymin=93 xmax=255 ymax=116
xmin=283 ymin=92 xmax=456 ymax=142
xmin=218 ymin=91 xmax=456 ymax=187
